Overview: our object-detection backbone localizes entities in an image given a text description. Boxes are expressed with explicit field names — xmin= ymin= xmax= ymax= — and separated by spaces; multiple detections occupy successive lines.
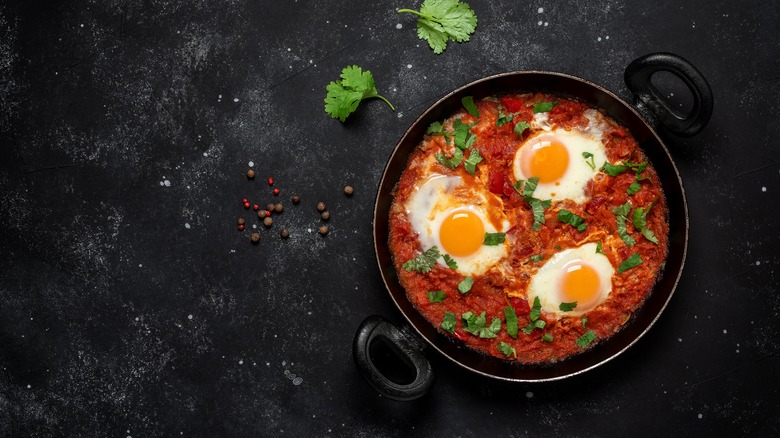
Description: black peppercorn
xmin=280 ymin=228 xmax=289 ymax=239
xmin=274 ymin=203 xmax=283 ymax=213
xmin=250 ymin=232 xmax=260 ymax=243
xmin=316 ymin=201 xmax=326 ymax=212
xmin=291 ymin=194 xmax=301 ymax=204
xmin=318 ymin=225 xmax=329 ymax=235
xmin=263 ymin=217 xmax=273 ymax=227
xmin=321 ymin=211 xmax=330 ymax=221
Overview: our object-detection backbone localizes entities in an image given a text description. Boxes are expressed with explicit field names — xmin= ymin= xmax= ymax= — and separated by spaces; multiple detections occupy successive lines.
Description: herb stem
xmin=397 ymin=8 xmax=427 ymax=18
xmin=374 ymin=94 xmax=396 ymax=111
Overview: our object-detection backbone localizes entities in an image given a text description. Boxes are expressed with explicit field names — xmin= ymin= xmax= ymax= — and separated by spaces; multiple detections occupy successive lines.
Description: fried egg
xmin=406 ymin=173 xmax=509 ymax=276
xmin=513 ymin=128 xmax=607 ymax=203
xmin=527 ymin=243 xmax=614 ymax=317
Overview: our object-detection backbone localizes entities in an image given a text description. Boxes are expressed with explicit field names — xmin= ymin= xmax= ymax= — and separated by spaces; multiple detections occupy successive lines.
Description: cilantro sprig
xmin=521 ymin=296 xmax=546 ymax=334
xmin=515 ymin=177 xmax=552 ymax=231
xmin=462 ymin=311 xmax=501 ymax=338
xmin=324 ymin=65 xmax=394 ymax=122
xmin=402 ymin=246 xmax=441 ymax=273
xmin=398 ymin=0 xmax=478 ymax=55
xmin=498 ymin=341 xmax=517 ymax=358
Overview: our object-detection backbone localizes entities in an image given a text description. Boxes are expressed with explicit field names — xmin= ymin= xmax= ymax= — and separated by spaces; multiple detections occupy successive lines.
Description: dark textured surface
xmin=1 ymin=1 xmax=779 ymax=436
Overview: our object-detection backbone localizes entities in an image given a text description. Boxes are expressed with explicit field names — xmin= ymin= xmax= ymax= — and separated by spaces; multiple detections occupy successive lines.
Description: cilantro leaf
xmin=513 ymin=179 xmax=523 ymax=194
xmin=529 ymin=296 xmax=542 ymax=322
xmin=576 ymin=330 xmax=597 ymax=348
xmin=442 ymin=253 xmax=458 ymax=270
xmin=398 ymin=0 xmax=478 ymax=54
xmin=542 ymin=333 xmax=553 ymax=342
xmin=483 ymin=232 xmax=506 ymax=246
xmin=559 ymin=302 xmax=578 ymax=311
xmin=615 ymin=214 xmax=636 ymax=246
xmin=461 ymin=96 xmax=480 ymax=117
xmin=627 ymin=181 xmax=641 ymax=195
xmin=602 ymin=162 xmax=631 ymax=176
xmin=530 ymin=254 xmax=544 ymax=262
xmin=582 ymin=151 xmax=596 ymax=170
xmin=441 ymin=311 xmax=457 ymax=333
xmin=514 ymin=121 xmax=531 ymax=136
xmin=504 ymin=306 xmax=518 ymax=338
xmin=324 ymin=66 xmax=394 ymax=122
xmin=633 ymin=206 xmax=659 ymax=244
xmin=557 ymin=209 xmax=587 ymax=232
xmin=532 ymin=101 xmax=558 ymax=113
xmin=496 ymin=108 xmax=513 ymax=126
xmin=457 ymin=276 xmax=474 ymax=294
xmin=435 ymin=148 xmax=464 ymax=169
xmin=521 ymin=319 xmax=546 ymax=335
xmin=402 ymin=246 xmax=441 ymax=273
xmin=527 ymin=197 xmax=549 ymax=231
xmin=498 ymin=341 xmax=517 ymax=358
xmin=427 ymin=121 xmax=444 ymax=134
xmin=463 ymin=148 xmax=483 ymax=175
xmin=523 ymin=176 xmax=539 ymax=198
xmin=582 ymin=317 xmax=588 ymax=328
xmin=617 ymin=253 xmax=643 ymax=273
xmin=452 ymin=119 xmax=476 ymax=150
xmin=613 ymin=200 xmax=632 ymax=217
xmin=595 ymin=241 xmax=606 ymax=254
xmin=427 ymin=290 xmax=446 ymax=303
xmin=462 ymin=311 xmax=501 ymax=338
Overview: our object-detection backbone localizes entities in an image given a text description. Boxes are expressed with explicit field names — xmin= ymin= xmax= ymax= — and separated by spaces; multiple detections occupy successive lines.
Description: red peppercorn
xmin=253 ymin=204 xmax=259 ymax=211
xmin=243 ymin=201 xmax=250 ymax=209
xmin=242 ymin=198 xmax=248 ymax=203
xmin=268 ymin=177 xmax=274 ymax=186
xmin=238 ymin=224 xmax=245 ymax=231
xmin=273 ymin=188 xmax=280 ymax=195
xmin=265 ymin=210 xmax=271 ymax=217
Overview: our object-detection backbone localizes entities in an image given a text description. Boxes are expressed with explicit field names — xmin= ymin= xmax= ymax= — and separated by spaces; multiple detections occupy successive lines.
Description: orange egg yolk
xmin=560 ymin=262 xmax=601 ymax=307
xmin=525 ymin=137 xmax=570 ymax=183
xmin=439 ymin=210 xmax=485 ymax=257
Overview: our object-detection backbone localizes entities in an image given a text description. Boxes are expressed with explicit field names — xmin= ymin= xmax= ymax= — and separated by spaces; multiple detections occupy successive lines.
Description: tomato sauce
xmin=388 ymin=94 xmax=669 ymax=364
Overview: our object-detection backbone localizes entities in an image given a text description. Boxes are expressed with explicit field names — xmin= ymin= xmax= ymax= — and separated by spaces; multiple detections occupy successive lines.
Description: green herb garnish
xmin=532 ymin=101 xmax=558 ymax=113
xmin=324 ymin=65 xmax=394 ymax=122
xmin=452 ymin=119 xmax=476 ymax=150
xmin=557 ymin=209 xmax=587 ymax=232
xmin=426 ymin=121 xmax=444 ymax=134
xmin=496 ymin=108 xmax=513 ymax=126
xmin=530 ymin=254 xmax=544 ymax=262
xmin=461 ymin=96 xmax=480 ymax=117
xmin=504 ymin=306 xmax=518 ymax=338
xmin=402 ymin=246 xmax=441 ymax=273
xmin=559 ymin=302 xmax=578 ymax=312
xmin=613 ymin=201 xmax=636 ymax=246
xmin=442 ymin=253 xmax=458 ymax=270
xmin=397 ymin=0 xmax=478 ymax=54
xmin=595 ymin=241 xmax=606 ymax=254
xmin=576 ymin=330 xmax=597 ymax=348
xmin=582 ymin=317 xmax=588 ymax=328
xmin=542 ymin=333 xmax=553 ymax=343
xmin=582 ymin=151 xmax=596 ymax=170
xmin=521 ymin=319 xmax=546 ymax=335
xmin=617 ymin=253 xmax=643 ymax=273
xmin=463 ymin=148 xmax=483 ymax=175
xmin=435 ymin=149 xmax=464 ymax=170
xmin=523 ymin=176 xmax=539 ymax=198
xmin=627 ymin=181 xmax=641 ymax=195
xmin=514 ymin=121 xmax=531 ymax=136
xmin=529 ymin=296 xmax=541 ymax=322
xmin=633 ymin=206 xmax=659 ymax=244
xmin=602 ymin=162 xmax=631 ymax=176
xmin=457 ymin=276 xmax=474 ymax=294
xmin=427 ymin=290 xmax=446 ymax=303
xmin=483 ymin=232 xmax=506 ymax=246
xmin=441 ymin=311 xmax=457 ymax=333
xmin=527 ymin=198 xmax=551 ymax=231
xmin=498 ymin=341 xmax=517 ymax=358
xmin=462 ymin=311 xmax=501 ymax=338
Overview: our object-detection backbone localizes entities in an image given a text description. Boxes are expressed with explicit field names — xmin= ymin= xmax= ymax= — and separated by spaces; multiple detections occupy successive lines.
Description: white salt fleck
xmin=407 ymin=64 xmax=412 ymax=69
xmin=398 ymin=112 xmax=403 ymax=118
xmin=723 ymin=329 xmax=727 ymax=334
xmin=27 ymin=384 xmax=31 ymax=388
xmin=135 ymin=317 xmax=139 ymax=321
xmin=80 ymin=24 xmax=84 ymax=27
xmin=188 ymin=314 xmax=193 ymax=320
xmin=698 ymin=414 xmax=703 ymax=419
xmin=239 ymin=360 xmax=243 ymax=365
xmin=309 ymin=60 xmax=313 ymax=64
xmin=544 ymin=22 xmax=548 ymax=26
xmin=537 ymin=20 xmax=543 ymax=25
xmin=756 ymin=260 xmax=761 ymax=266
xmin=252 ymin=224 xmax=257 ymax=229
xmin=218 ymin=94 xmax=222 ymax=98
xmin=307 ymin=228 xmax=312 ymax=233
xmin=761 ymin=186 xmax=766 ymax=192
xmin=203 ymin=152 xmax=208 ymax=157
xmin=396 ymin=23 xmax=403 ymax=29
xmin=184 ymin=223 xmax=191 ymax=229
xmin=164 ymin=180 xmax=171 ymax=187
xmin=233 ymin=98 xmax=239 ymax=102
xmin=605 ymin=35 xmax=610 ymax=39
xmin=678 ymin=338 xmax=683 ymax=342
xmin=159 ymin=181 xmax=164 ymax=186
xmin=538 ymin=7 xmax=544 ymax=13
xmin=248 ymin=161 xmax=254 ymax=167
xmin=526 ymin=391 xmax=534 ymax=398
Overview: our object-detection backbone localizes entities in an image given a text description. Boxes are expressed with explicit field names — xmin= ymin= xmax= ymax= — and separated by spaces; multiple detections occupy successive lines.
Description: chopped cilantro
xmin=426 ymin=121 xmax=444 ymax=134
xmin=582 ymin=317 xmax=588 ymax=328
xmin=523 ymin=176 xmax=539 ymax=198
xmin=397 ymin=0 xmax=478 ymax=55
xmin=324 ymin=65 xmax=394 ymax=122
xmin=483 ymin=232 xmax=506 ymax=246
xmin=633 ymin=206 xmax=659 ymax=244
xmin=453 ymin=119 xmax=476 ymax=150
xmin=559 ymin=302 xmax=578 ymax=312
xmin=614 ymin=201 xmax=636 ymax=246
xmin=530 ymin=254 xmax=544 ymax=262
xmin=627 ymin=181 xmax=641 ymax=195
xmin=557 ymin=209 xmax=587 ymax=232
xmin=462 ymin=311 xmax=501 ymax=338
xmin=427 ymin=290 xmax=446 ymax=303
xmin=532 ymin=101 xmax=558 ymax=113
xmin=498 ymin=341 xmax=517 ymax=358
xmin=496 ymin=108 xmax=513 ymax=126
xmin=527 ymin=197 xmax=550 ymax=231
xmin=461 ymin=96 xmax=480 ymax=117
xmin=542 ymin=333 xmax=554 ymax=343
xmin=602 ymin=162 xmax=631 ymax=176
xmin=576 ymin=330 xmax=597 ymax=348
xmin=442 ymin=253 xmax=458 ymax=270
xmin=529 ymin=296 xmax=541 ymax=322
xmin=595 ymin=241 xmax=606 ymax=254
xmin=617 ymin=253 xmax=643 ymax=273
xmin=504 ymin=306 xmax=518 ymax=338
xmin=435 ymin=148 xmax=464 ymax=170
xmin=441 ymin=311 xmax=457 ymax=333
xmin=457 ymin=276 xmax=474 ymax=294
xmin=513 ymin=179 xmax=523 ymax=193
xmin=521 ymin=319 xmax=546 ymax=335
xmin=402 ymin=246 xmax=441 ymax=273
xmin=514 ymin=121 xmax=531 ymax=136
xmin=463 ymin=148 xmax=483 ymax=175
xmin=614 ymin=200 xmax=632 ymax=217
xmin=582 ymin=151 xmax=596 ymax=170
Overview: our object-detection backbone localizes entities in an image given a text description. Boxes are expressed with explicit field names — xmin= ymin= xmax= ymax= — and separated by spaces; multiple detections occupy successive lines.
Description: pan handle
xmin=353 ymin=315 xmax=434 ymax=401
xmin=624 ymin=52 xmax=713 ymax=137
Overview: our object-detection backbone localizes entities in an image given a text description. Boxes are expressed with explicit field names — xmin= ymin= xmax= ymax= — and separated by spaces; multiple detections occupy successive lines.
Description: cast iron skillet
xmin=353 ymin=53 xmax=713 ymax=401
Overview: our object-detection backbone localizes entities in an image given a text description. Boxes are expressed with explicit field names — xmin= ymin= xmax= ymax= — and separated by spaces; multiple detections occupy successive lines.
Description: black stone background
xmin=1 ymin=0 xmax=779 ymax=436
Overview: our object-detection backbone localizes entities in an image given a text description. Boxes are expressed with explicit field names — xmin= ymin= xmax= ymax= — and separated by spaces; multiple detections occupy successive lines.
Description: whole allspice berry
xmin=344 ymin=185 xmax=354 ymax=196
xmin=246 ymin=169 xmax=255 ymax=179
xmin=263 ymin=217 xmax=273 ymax=227
xmin=257 ymin=210 xmax=266 ymax=219
xmin=316 ymin=201 xmax=326 ymax=212
xmin=319 ymin=225 xmax=329 ymax=235
xmin=280 ymin=228 xmax=289 ymax=239
xmin=291 ymin=194 xmax=301 ymax=204
xmin=321 ymin=211 xmax=330 ymax=221
xmin=266 ymin=203 xmax=275 ymax=212
xmin=274 ymin=203 xmax=283 ymax=213
xmin=237 ymin=217 xmax=245 ymax=225
xmin=250 ymin=232 xmax=261 ymax=243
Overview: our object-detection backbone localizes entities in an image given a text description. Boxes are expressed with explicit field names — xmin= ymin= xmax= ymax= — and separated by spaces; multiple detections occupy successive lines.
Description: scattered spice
xmin=246 ymin=169 xmax=255 ymax=179
xmin=274 ymin=203 xmax=284 ymax=213
xmin=273 ymin=188 xmax=280 ymax=196
xmin=319 ymin=225 xmax=329 ymax=235
xmin=280 ymin=228 xmax=290 ymax=239
xmin=265 ymin=210 xmax=272 ymax=217
xmin=237 ymin=217 xmax=245 ymax=225
xmin=268 ymin=177 xmax=274 ymax=186
xmin=321 ymin=211 xmax=330 ymax=221
xmin=257 ymin=210 xmax=266 ymax=219
xmin=243 ymin=201 xmax=250 ymax=209
xmin=291 ymin=194 xmax=301 ymax=204
xmin=250 ymin=232 xmax=261 ymax=243
xmin=263 ymin=217 xmax=273 ymax=227
xmin=344 ymin=185 xmax=354 ymax=196
xmin=253 ymin=204 xmax=259 ymax=211
xmin=316 ymin=201 xmax=326 ymax=212
xmin=238 ymin=224 xmax=245 ymax=231
xmin=267 ymin=203 xmax=275 ymax=212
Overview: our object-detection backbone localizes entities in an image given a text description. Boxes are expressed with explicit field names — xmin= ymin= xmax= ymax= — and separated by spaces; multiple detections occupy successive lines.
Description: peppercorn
xmin=344 ymin=185 xmax=354 ymax=196
xmin=273 ymin=188 xmax=280 ymax=195
xmin=243 ymin=201 xmax=250 ymax=209
xmin=268 ymin=177 xmax=274 ymax=186
xmin=246 ymin=169 xmax=255 ymax=179
xmin=321 ymin=211 xmax=330 ymax=221
xmin=237 ymin=217 xmax=245 ymax=225
xmin=318 ymin=225 xmax=329 ymax=235
xmin=280 ymin=228 xmax=289 ymax=239
xmin=291 ymin=194 xmax=301 ymax=204
xmin=250 ymin=232 xmax=260 ymax=243
xmin=263 ymin=217 xmax=273 ymax=227
xmin=267 ymin=203 xmax=275 ymax=212
xmin=257 ymin=210 xmax=265 ymax=219
xmin=253 ymin=204 xmax=259 ymax=211
xmin=238 ymin=224 xmax=245 ymax=231
xmin=316 ymin=201 xmax=326 ymax=212
xmin=265 ymin=210 xmax=271 ymax=217
xmin=274 ymin=203 xmax=283 ymax=213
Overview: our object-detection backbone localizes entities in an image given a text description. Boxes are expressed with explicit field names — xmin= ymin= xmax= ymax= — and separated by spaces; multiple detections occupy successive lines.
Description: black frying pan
xmin=353 ymin=53 xmax=713 ymax=400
